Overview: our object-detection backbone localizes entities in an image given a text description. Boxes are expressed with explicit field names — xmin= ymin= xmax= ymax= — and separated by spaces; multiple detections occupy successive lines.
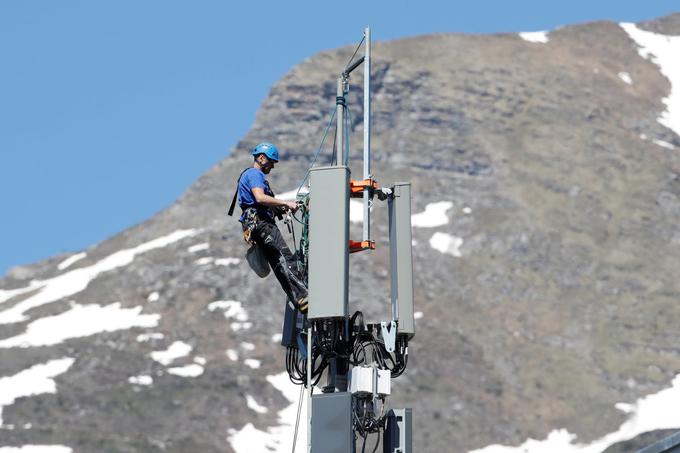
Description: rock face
xmin=1 ymin=13 xmax=680 ymax=453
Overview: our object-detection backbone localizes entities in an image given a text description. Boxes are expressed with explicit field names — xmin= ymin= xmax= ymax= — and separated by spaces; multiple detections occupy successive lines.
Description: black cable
xmin=371 ymin=432 xmax=380 ymax=453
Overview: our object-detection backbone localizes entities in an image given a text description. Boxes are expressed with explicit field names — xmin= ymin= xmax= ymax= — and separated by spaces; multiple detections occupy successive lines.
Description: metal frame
xmin=303 ymin=27 xmax=414 ymax=453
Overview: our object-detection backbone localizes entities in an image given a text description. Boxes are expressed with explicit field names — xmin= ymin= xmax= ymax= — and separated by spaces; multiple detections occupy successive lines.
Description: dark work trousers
xmin=252 ymin=221 xmax=307 ymax=304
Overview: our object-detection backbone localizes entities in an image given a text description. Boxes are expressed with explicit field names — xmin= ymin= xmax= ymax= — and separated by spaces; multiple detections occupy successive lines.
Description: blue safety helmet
xmin=252 ymin=142 xmax=279 ymax=162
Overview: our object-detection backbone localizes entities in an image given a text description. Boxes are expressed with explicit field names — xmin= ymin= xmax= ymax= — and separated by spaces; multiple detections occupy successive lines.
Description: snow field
xmin=618 ymin=72 xmax=633 ymax=85
xmin=228 ymin=372 xmax=308 ymax=453
xmin=0 ymin=358 xmax=75 ymax=425
xmin=519 ymin=31 xmax=549 ymax=43
xmin=148 ymin=342 xmax=206 ymax=378
xmin=470 ymin=374 xmax=680 ymax=453
xmin=429 ymin=232 xmax=464 ymax=257
xmin=167 ymin=364 xmax=204 ymax=377
xmin=56 ymin=252 xmax=86 ymax=271
xmin=136 ymin=332 xmax=164 ymax=342
xmin=653 ymin=139 xmax=675 ymax=149
xmin=0 ymin=229 xmax=199 ymax=325
xmin=411 ymin=201 xmax=453 ymax=228
xmin=0 ymin=303 xmax=159 ymax=348
xmin=241 ymin=342 xmax=255 ymax=351
xmin=128 ymin=375 xmax=153 ymax=386
xmin=208 ymin=300 xmax=252 ymax=332
xmin=193 ymin=356 xmax=207 ymax=365
xmin=621 ymin=23 xmax=680 ymax=137
xmin=244 ymin=359 xmax=261 ymax=369
xmin=187 ymin=242 xmax=209 ymax=253
xmin=150 ymin=341 xmax=192 ymax=366
xmin=246 ymin=395 xmax=268 ymax=414
xmin=0 ymin=447 xmax=73 ymax=453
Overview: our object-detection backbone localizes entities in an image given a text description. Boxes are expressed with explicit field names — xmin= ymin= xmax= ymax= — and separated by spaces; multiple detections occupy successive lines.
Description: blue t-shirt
xmin=238 ymin=167 xmax=275 ymax=222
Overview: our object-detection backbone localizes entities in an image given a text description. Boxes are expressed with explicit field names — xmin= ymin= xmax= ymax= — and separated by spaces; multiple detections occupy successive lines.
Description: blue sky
xmin=0 ymin=1 xmax=676 ymax=276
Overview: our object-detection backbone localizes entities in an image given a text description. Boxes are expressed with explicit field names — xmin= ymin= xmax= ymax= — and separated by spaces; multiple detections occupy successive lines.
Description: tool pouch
xmin=240 ymin=208 xmax=259 ymax=245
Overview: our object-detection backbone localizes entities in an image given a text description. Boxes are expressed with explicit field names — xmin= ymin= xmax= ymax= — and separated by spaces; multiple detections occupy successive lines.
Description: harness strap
xmin=227 ymin=168 xmax=250 ymax=217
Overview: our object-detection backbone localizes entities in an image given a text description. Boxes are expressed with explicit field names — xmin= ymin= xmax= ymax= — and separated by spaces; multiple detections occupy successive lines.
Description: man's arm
xmin=252 ymin=187 xmax=298 ymax=212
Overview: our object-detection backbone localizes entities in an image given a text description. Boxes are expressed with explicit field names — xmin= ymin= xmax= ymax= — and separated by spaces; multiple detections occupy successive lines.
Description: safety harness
xmin=227 ymin=167 xmax=280 ymax=244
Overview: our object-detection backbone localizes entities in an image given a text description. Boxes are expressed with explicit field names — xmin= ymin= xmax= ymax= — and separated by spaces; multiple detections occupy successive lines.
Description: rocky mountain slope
xmin=1 ymin=13 xmax=679 ymax=453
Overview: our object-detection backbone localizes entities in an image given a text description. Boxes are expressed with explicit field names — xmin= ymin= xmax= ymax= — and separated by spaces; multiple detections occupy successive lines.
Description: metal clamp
xmin=380 ymin=321 xmax=397 ymax=353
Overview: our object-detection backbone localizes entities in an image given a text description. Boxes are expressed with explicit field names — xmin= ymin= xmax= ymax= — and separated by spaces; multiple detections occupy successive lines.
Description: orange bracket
xmin=349 ymin=240 xmax=376 ymax=253
xmin=349 ymin=178 xmax=379 ymax=198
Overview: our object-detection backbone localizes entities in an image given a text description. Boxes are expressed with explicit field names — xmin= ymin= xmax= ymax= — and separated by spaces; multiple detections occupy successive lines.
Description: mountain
xmin=1 ymin=13 xmax=679 ymax=453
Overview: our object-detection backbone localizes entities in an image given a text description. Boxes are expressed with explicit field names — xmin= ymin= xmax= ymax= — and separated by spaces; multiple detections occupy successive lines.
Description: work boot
xmin=296 ymin=295 xmax=308 ymax=314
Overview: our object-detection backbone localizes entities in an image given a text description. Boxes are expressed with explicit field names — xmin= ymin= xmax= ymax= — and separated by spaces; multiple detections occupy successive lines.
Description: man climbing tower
xmin=229 ymin=142 xmax=309 ymax=313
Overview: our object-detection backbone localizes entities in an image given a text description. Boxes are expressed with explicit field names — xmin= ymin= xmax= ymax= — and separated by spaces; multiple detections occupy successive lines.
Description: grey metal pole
xmin=336 ymin=77 xmax=345 ymax=165
xmin=362 ymin=27 xmax=371 ymax=242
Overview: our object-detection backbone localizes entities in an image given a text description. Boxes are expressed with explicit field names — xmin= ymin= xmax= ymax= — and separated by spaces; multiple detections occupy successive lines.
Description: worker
xmin=229 ymin=142 xmax=308 ymax=313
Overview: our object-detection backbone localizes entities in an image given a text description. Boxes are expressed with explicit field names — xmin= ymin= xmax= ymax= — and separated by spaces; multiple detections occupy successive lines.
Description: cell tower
xmin=280 ymin=27 xmax=415 ymax=453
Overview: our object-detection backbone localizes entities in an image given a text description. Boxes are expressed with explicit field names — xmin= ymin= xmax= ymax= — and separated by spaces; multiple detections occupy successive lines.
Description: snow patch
xmin=462 ymin=206 xmax=472 ymax=214
xmin=0 ymin=303 xmax=160 ymax=348
xmin=430 ymin=232 xmax=464 ymax=257
xmin=146 ymin=292 xmax=159 ymax=302
xmin=0 ymin=229 xmax=198 ymax=324
xmin=208 ymin=300 xmax=249 ymax=321
xmin=215 ymin=258 xmax=241 ymax=266
xmin=226 ymin=349 xmax=239 ymax=361
xmin=128 ymin=375 xmax=153 ymax=386
xmin=231 ymin=322 xmax=253 ymax=331
xmin=57 ymin=252 xmax=86 ymax=271
xmin=228 ymin=372 xmax=307 ymax=453
xmin=271 ymin=333 xmax=283 ymax=343
xmin=195 ymin=257 xmax=214 ymax=266
xmin=519 ymin=31 xmax=549 ymax=43
xmin=137 ymin=332 xmax=164 ymax=342
xmin=0 ymin=447 xmax=73 ymax=453
xmin=0 ymin=358 xmax=74 ymax=425
xmin=653 ymin=139 xmax=675 ymax=149
xmin=187 ymin=242 xmax=209 ymax=253
xmin=193 ymin=356 xmax=207 ymax=365
xmin=0 ymin=283 xmax=41 ymax=305
xmin=615 ymin=402 xmax=634 ymax=414
xmin=167 ymin=364 xmax=204 ymax=377
xmin=621 ymin=23 xmax=680 ymax=137
xmin=618 ymin=72 xmax=633 ymax=85
xmin=244 ymin=359 xmax=261 ymax=369
xmin=414 ymin=311 xmax=424 ymax=320
xmin=469 ymin=374 xmax=680 ymax=453
xmin=150 ymin=341 xmax=193 ymax=366
xmin=241 ymin=342 xmax=255 ymax=351
xmin=411 ymin=201 xmax=453 ymax=227
xmin=246 ymin=394 xmax=269 ymax=414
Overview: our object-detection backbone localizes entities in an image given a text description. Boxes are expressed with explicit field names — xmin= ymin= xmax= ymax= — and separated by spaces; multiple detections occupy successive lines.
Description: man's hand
xmin=285 ymin=201 xmax=299 ymax=213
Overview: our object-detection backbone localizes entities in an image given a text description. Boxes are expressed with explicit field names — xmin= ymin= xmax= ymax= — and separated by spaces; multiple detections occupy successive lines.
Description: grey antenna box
xmin=389 ymin=182 xmax=415 ymax=338
xmin=308 ymin=166 xmax=350 ymax=320
xmin=311 ymin=392 xmax=353 ymax=453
